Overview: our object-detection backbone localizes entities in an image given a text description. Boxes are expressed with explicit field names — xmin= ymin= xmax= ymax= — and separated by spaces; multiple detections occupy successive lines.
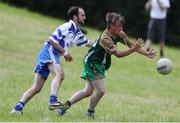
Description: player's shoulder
xmin=58 ymin=20 xmax=73 ymax=29
xmin=101 ymin=29 xmax=113 ymax=41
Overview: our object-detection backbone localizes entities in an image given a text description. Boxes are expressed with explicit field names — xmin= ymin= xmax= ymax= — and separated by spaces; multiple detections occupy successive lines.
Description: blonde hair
xmin=106 ymin=12 xmax=125 ymax=29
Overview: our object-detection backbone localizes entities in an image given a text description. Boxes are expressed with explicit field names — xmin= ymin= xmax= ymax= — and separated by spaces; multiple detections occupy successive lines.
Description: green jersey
xmin=84 ymin=29 xmax=122 ymax=70
xmin=81 ymin=29 xmax=133 ymax=81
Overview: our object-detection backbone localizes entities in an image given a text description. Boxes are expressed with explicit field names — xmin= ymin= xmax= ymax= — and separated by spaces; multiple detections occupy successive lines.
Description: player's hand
xmin=146 ymin=49 xmax=158 ymax=58
xmin=86 ymin=40 xmax=94 ymax=48
xmin=63 ymin=52 xmax=73 ymax=62
xmin=132 ymin=38 xmax=144 ymax=51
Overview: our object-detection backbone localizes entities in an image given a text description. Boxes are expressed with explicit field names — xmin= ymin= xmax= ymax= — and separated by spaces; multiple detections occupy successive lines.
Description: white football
xmin=156 ymin=58 xmax=173 ymax=75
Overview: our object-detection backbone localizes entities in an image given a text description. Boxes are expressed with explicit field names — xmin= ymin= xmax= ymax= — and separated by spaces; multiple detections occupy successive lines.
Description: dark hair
xmin=106 ymin=12 xmax=125 ymax=29
xmin=67 ymin=6 xmax=82 ymax=20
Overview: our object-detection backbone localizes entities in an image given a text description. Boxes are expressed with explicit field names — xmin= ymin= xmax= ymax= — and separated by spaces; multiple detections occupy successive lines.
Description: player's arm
xmin=123 ymin=39 xmax=157 ymax=58
xmin=48 ymin=39 xmax=65 ymax=55
xmin=157 ymin=0 xmax=170 ymax=11
xmin=118 ymin=31 xmax=157 ymax=58
xmin=118 ymin=31 xmax=134 ymax=47
xmin=113 ymin=38 xmax=144 ymax=58
xmin=48 ymin=39 xmax=73 ymax=62
xmin=126 ymin=39 xmax=157 ymax=58
xmin=85 ymin=40 xmax=94 ymax=48
xmin=145 ymin=0 xmax=152 ymax=11
xmin=74 ymin=32 xmax=94 ymax=48
xmin=99 ymin=37 xmax=143 ymax=58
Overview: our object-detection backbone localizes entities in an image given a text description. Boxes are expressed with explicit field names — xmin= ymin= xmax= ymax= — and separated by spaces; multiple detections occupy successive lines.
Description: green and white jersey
xmin=84 ymin=29 xmax=122 ymax=70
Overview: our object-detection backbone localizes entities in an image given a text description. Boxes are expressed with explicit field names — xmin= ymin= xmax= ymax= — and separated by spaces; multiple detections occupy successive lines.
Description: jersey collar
xmin=69 ymin=20 xmax=77 ymax=30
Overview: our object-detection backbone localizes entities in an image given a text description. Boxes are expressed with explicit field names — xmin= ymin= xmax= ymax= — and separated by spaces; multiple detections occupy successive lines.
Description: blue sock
xmin=15 ymin=102 xmax=25 ymax=111
xmin=49 ymin=95 xmax=57 ymax=104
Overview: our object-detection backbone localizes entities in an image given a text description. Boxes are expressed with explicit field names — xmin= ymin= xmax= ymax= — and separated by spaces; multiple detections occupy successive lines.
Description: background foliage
xmin=0 ymin=0 xmax=180 ymax=46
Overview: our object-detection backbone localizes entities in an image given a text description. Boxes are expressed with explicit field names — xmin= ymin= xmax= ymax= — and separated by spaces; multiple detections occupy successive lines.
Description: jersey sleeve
xmin=74 ymin=32 xmax=89 ymax=47
xmin=161 ymin=0 xmax=170 ymax=8
xmin=99 ymin=36 xmax=117 ymax=55
xmin=49 ymin=23 xmax=69 ymax=43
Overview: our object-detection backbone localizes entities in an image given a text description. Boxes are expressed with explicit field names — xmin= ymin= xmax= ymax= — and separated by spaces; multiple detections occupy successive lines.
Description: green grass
xmin=0 ymin=2 xmax=180 ymax=122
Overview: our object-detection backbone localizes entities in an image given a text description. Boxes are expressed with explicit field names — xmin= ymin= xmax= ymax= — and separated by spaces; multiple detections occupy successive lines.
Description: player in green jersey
xmin=57 ymin=12 xmax=157 ymax=118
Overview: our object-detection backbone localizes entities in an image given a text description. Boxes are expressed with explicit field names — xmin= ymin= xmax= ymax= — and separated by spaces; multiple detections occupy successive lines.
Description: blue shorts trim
xmin=35 ymin=64 xmax=50 ymax=80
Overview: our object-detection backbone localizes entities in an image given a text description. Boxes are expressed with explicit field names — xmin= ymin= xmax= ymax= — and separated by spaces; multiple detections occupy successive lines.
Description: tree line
xmin=1 ymin=0 xmax=179 ymax=46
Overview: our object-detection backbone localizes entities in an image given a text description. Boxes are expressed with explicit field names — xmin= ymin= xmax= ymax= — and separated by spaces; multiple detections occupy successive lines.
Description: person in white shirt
xmin=11 ymin=6 xmax=93 ymax=114
xmin=145 ymin=0 xmax=170 ymax=57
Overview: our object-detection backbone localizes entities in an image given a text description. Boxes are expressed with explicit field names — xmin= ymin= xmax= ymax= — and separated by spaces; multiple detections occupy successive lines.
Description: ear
xmin=110 ymin=23 xmax=114 ymax=28
xmin=73 ymin=15 xmax=78 ymax=20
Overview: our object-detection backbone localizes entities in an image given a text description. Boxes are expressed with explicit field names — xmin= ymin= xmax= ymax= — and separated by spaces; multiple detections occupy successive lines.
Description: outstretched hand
xmin=146 ymin=49 xmax=158 ymax=58
xmin=133 ymin=38 xmax=144 ymax=51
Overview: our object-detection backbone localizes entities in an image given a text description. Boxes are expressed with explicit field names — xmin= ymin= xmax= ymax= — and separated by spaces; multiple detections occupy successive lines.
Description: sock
xmin=160 ymin=49 xmax=164 ymax=57
xmin=15 ymin=102 xmax=25 ymax=111
xmin=87 ymin=109 xmax=94 ymax=113
xmin=147 ymin=48 xmax=150 ymax=52
xmin=49 ymin=94 xmax=57 ymax=104
xmin=65 ymin=100 xmax=71 ymax=107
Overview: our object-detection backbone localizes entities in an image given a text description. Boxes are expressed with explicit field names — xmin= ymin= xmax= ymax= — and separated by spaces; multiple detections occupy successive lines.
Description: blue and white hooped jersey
xmin=35 ymin=20 xmax=89 ymax=69
xmin=48 ymin=20 xmax=89 ymax=51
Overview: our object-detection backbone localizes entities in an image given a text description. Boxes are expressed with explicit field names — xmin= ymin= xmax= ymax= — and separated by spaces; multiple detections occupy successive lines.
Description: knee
xmin=56 ymin=73 xmax=65 ymax=82
xmin=31 ymin=87 xmax=41 ymax=94
xmin=84 ymin=89 xmax=93 ymax=97
xmin=97 ymin=89 xmax=105 ymax=97
xmin=60 ymin=73 xmax=65 ymax=81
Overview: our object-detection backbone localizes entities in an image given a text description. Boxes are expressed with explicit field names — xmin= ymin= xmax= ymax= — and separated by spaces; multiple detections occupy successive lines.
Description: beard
xmin=77 ymin=18 xmax=85 ymax=25
xmin=78 ymin=20 xmax=84 ymax=25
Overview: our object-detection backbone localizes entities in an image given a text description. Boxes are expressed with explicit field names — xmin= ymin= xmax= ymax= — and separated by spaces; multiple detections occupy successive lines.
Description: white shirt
xmin=49 ymin=20 xmax=89 ymax=51
xmin=150 ymin=0 xmax=170 ymax=19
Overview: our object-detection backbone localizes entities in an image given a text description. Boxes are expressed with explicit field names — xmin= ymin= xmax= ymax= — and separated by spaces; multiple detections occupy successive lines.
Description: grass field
xmin=0 ymin=2 xmax=180 ymax=122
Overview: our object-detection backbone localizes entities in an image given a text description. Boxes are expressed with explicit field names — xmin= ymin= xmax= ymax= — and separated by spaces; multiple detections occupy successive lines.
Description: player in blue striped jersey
xmin=11 ymin=6 xmax=93 ymax=114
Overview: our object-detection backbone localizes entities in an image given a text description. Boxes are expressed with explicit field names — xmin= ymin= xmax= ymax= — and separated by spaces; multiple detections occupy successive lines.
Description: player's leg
xmin=11 ymin=73 xmax=46 ymax=114
xmin=57 ymin=80 xmax=94 ymax=115
xmin=86 ymin=79 xmax=105 ymax=118
xmin=145 ymin=18 xmax=155 ymax=51
xmin=159 ymin=41 xmax=165 ymax=57
xmin=157 ymin=19 xmax=166 ymax=57
xmin=48 ymin=63 xmax=65 ymax=110
xmin=145 ymin=39 xmax=152 ymax=51
xmin=69 ymin=80 xmax=94 ymax=105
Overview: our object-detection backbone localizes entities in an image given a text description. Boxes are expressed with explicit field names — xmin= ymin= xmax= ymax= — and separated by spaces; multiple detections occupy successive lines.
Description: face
xmin=110 ymin=20 xmax=123 ymax=35
xmin=77 ymin=8 xmax=86 ymax=25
